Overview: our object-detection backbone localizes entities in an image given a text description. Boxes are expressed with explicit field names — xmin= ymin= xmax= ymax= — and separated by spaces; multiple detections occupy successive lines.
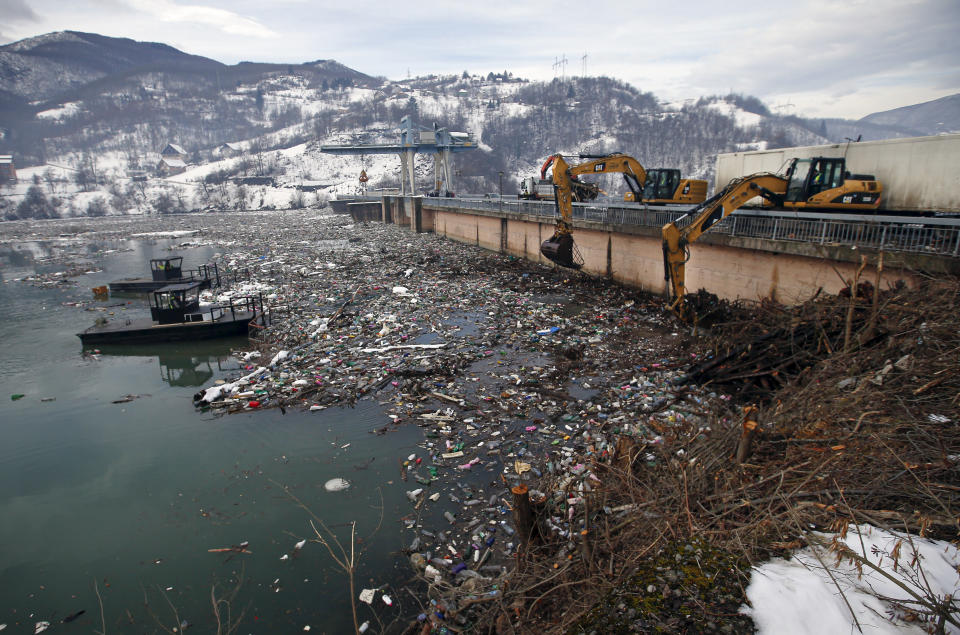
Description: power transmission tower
xmin=552 ymin=55 xmax=569 ymax=82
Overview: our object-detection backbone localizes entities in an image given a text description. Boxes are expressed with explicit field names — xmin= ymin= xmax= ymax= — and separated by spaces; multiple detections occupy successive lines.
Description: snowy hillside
xmin=0 ymin=31 xmax=933 ymax=220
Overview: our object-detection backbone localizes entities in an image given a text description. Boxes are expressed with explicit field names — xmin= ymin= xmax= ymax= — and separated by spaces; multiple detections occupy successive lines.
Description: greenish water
xmin=0 ymin=239 xmax=420 ymax=633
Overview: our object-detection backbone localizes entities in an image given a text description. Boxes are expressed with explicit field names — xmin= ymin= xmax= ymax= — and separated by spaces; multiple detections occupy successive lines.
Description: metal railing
xmin=417 ymin=197 xmax=960 ymax=258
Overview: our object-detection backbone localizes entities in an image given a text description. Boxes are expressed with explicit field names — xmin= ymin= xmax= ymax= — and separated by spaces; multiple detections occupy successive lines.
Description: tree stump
xmin=736 ymin=405 xmax=760 ymax=464
xmin=512 ymin=484 xmax=536 ymax=549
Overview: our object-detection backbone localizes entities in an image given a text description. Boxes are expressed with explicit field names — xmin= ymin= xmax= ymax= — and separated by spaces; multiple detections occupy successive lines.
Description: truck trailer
xmin=519 ymin=177 xmax=556 ymax=200
xmin=715 ymin=133 xmax=960 ymax=215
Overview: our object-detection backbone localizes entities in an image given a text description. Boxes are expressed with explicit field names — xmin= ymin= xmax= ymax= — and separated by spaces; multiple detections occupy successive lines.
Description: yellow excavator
xmin=663 ymin=156 xmax=883 ymax=318
xmin=623 ymin=169 xmax=708 ymax=204
xmin=539 ymin=153 xmax=648 ymax=269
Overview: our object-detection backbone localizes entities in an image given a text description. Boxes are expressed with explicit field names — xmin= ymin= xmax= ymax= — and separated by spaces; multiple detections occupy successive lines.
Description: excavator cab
xmin=783 ymin=158 xmax=846 ymax=202
xmin=643 ymin=169 xmax=681 ymax=201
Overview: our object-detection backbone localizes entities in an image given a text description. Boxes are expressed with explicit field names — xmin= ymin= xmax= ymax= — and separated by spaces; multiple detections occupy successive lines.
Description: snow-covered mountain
xmin=0 ymin=31 xmax=222 ymax=102
xmin=0 ymin=31 xmax=946 ymax=220
xmin=858 ymin=93 xmax=960 ymax=136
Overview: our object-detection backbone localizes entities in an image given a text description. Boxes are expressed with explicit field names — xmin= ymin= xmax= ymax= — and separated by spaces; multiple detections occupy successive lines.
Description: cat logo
xmin=593 ymin=163 xmax=606 ymax=172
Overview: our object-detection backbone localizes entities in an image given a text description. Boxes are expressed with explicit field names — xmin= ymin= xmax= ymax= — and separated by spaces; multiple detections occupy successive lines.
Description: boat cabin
xmin=150 ymin=257 xmax=184 ymax=282
xmin=150 ymin=282 xmax=204 ymax=324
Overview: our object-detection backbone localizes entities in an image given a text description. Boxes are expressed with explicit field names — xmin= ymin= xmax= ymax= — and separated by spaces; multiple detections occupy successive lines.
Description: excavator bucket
xmin=540 ymin=234 xmax=583 ymax=269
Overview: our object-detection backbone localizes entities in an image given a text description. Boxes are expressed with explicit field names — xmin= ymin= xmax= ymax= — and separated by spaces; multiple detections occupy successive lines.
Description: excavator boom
xmin=662 ymin=173 xmax=787 ymax=317
xmin=539 ymin=154 xmax=647 ymax=269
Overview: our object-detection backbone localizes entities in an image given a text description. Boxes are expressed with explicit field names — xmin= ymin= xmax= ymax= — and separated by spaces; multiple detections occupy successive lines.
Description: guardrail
xmin=417 ymin=197 xmax=960 ymax=258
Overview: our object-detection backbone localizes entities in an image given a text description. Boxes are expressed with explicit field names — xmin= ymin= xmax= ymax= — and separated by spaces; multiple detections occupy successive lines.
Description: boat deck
xmin=79 ymin=311 xmax=255 ymax=345
xmin=108 ymin=276 xmax=213 ymax=294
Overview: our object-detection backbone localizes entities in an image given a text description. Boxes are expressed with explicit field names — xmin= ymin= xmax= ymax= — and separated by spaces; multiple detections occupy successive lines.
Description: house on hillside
xmin=295 ymin=181 xmax=332 ymax=192
xmin=0 ymin=155 xmax=16 ymax=182
xmin=157 ymin=156 xmax=186 ymax=176
xmin=233 ymin=176 xmax=274 ymax=186
xmin=215 ymin=142 xmax=244 ymax=158
xmin=160 ymin=143 xmax=188 ymax=161
xmin=127 ymin=168 xmax=148 ymax=182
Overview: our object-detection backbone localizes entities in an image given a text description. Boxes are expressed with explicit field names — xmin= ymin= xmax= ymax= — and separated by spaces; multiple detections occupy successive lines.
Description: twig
xmin=93 ymin=578 xmax=106 ymax=635
xmin=784 ymin=502 xmax=863 ymax=633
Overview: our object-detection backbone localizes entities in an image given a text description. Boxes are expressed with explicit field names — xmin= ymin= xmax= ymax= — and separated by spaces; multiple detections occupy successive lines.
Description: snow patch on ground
xmin=36 ymin=102 xmax=81 ymax=120
xmin=707 ymin=101 xmax=763 ymax=128
xmin=742 ymin=524 xmax=960 ymax=635
xmin=129 ymin=230 xmax=199 ymax=238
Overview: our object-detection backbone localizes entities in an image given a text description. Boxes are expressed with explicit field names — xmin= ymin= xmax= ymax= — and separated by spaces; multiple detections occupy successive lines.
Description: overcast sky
xmin=3 ymin=0 xmax=959 ymax=119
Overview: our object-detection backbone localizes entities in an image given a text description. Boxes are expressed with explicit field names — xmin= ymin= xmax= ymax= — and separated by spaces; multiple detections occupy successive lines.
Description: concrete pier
xmin=335 ymin=196 xmax=952 ymax=304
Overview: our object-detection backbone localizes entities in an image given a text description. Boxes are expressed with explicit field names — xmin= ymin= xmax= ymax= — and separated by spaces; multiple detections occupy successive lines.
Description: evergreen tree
xmin=16 ymin=185 xmax=55 ymax=219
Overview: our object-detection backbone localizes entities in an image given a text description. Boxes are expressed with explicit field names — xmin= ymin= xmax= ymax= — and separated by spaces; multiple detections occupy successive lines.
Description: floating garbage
xmin=323 ymin=478 xmax=350 ymax=492
xmin=115 ymin=209 xmax=724 ymax=627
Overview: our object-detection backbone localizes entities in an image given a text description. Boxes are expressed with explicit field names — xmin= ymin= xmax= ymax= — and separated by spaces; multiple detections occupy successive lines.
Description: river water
xmin=0 ymin=236 xmax=423 ymax=633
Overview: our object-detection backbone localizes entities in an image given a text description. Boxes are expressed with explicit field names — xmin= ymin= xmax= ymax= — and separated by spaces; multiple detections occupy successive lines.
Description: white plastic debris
xmin=294 ymin=539 xmax=306 ymax=550
xmin=198 ymin=366 xmax=266 ymax=403
xmin=280 ymin=554 xmax=289 ymax=561
xmin=359 ymin=588 xmax=376 ymax=604
xmin=324 ymin=478 xmax=350 ymax=492
xmin=270 ymin=350 xmax=290 ymax=366
xmin=382 ymin=594 xmax=393 ymax=606
xmin=35 ymin=623 xmax=50 ymax=634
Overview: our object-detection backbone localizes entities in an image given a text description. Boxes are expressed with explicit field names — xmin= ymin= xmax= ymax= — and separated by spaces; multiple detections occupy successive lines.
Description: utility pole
xmin=498 ymin=171 xmax=503 ymax=212
xmin=581 ymin=53 xmax=588 ymax=77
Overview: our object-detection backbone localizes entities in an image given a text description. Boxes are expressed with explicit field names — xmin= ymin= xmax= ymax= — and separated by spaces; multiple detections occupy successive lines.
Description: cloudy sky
xmin=3 ymin=0 xmax=959 ymax=119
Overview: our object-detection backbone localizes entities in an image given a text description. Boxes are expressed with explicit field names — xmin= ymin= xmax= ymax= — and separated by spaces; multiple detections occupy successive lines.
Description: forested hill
xmin=1 ymin=31 xmax=953 ymax=220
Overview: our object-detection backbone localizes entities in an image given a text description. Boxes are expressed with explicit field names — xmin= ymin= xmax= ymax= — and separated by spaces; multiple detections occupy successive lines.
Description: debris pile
xmin=416 ymin=272 xmax=959 ymax=633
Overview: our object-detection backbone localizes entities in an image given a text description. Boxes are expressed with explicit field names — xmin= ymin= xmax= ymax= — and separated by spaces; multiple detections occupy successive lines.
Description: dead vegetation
xmin=405 ymin=271 xmax=959 ymax=634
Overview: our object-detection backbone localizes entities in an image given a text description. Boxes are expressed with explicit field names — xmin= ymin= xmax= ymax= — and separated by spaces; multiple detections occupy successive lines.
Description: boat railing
xmin=171 ymin=262 xmax=251 ymax=290
xmin=217 ymin=292 xmax=269 ymax=327
xmin=218 ymin=266 xmax=252 ymax=288
xmin=167 ymin=292 xmax=265 ymax=325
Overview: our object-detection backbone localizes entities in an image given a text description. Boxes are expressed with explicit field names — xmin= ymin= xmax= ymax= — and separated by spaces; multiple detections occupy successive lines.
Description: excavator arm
xmin=662 ymin=173 xmax=787 ymax=318
xmin=540 ymin=154 xmax=647 ymax=269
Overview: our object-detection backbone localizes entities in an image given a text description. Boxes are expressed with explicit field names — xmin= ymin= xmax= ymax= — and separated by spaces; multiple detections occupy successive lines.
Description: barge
xmin=108 ymin=257 xmax=220 ymax=294
xmin=78 ymin=282 xmax=263 ymax=345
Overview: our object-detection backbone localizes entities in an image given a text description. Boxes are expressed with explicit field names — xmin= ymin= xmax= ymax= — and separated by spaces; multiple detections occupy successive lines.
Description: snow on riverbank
xmin=743 ymin=524 xmax=960 ymax=634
